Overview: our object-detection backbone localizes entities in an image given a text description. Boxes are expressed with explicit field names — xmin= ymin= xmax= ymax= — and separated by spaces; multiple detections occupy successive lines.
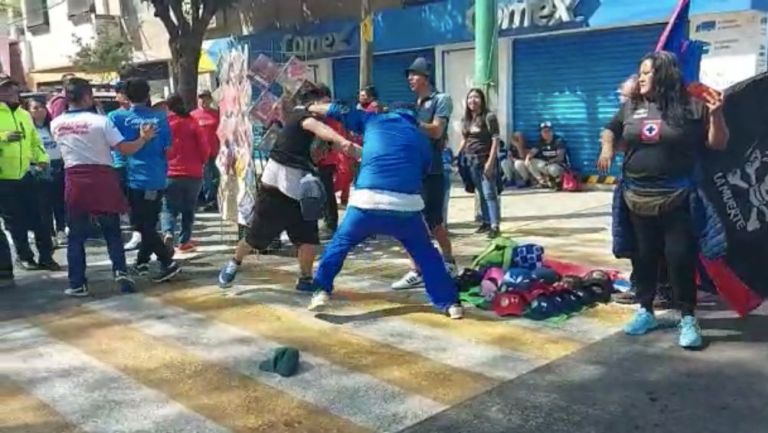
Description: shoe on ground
xmin=132 ymin=263 xmax=150 ymax=276
xmin=624 ymin=308 xmax=659 ymax=336
xmin=15 ymin=258 xmax=39 ymax=271
xmin=115 ymin=271 xmax=136 ymax=294
xmin=475 ymin=224 xmax=491 ymax=234
xmin=65 ymin=284 xmax=90 ymax=298
xmin=163 ymin=234 xmax=175 ymax=253
xmin=153 ymin=261 xmax=181 ymax=283
xmin=177 ymin=241 xmax=198 ymax=253
xmin=295 ymin=276 xmax=315 ymax=292
xmin=218 ymin=259 xmax=239 ymax=288
xmin=38 ymin=260 xmax=62 ymax=272
xmin=125 ymin=232 xmax=142 ymax=251
xmin=447 ymin=304 xmax=464 ymax=320
xmin=308 ymin=290 xmax=330 ymax=311
xmin=487 ymin=227 xmax=501 ymax=239
xmin=392 ymin=270 xmax=424 ymax=290
xmin=679 ymin=315 xmax=703 ymax=349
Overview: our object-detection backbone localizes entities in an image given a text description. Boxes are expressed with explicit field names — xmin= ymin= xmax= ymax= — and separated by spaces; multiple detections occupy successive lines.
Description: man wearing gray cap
xmin=392 ymin=57 xmax=457 ymax=290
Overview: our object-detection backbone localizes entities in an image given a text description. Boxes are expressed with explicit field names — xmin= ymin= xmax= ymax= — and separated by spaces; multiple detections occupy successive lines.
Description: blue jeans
xmin=467 ymin=155 xmax=501 ymax=228
xmin=314 ymin=206 xmax=459 ymax=311
xmin=200 ymin=159 xmax=219 ymax=205
xmin=162 ymin=177 xmax=202 ymax=244
xmin=68 ymin=213 xmax=126 ymax=289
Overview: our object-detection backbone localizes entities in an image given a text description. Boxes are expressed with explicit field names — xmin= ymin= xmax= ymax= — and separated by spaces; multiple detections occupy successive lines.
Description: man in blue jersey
xmin=303 ymin=102 xmax=463 ymax=319
xmin=109 ymin=78 xmax=181 ymax=282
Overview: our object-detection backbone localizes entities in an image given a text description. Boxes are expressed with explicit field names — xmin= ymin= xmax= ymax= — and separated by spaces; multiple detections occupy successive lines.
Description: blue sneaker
xmin=218 ymin=259 xmax=239 ymax=289
xmin=679 ymin=315 xmax=703 ymax=349
xmin=624 ymin=308 xmax=659 ymax=336
xmin=115 ymin=271 xmax=136 ymax=294
xmin=295 ymin=277 xmax=315 ymax=292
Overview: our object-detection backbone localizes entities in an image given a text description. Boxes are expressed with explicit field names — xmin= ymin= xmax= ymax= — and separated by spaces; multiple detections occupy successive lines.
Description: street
xmin=1 ymin=187 xmax=766 ymax=433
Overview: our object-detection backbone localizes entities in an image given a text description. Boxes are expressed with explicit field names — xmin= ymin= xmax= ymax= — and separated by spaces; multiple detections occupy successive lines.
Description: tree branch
xmin=169 ymin=0 xmax=191 ymax=34
xmin=149 ymin=0 xmax=179 ymax=39
xmin=193 ymin=0 xmax=220 ymax=34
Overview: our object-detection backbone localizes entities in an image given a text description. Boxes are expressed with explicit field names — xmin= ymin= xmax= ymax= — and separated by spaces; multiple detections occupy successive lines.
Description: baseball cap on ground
xmin=259 ymin=347 xmax=300 ymax=377
xmin=405 ymin=57 xmax=431 ymax=77
xmin=493 ymin=292 xmax=528 ymax=317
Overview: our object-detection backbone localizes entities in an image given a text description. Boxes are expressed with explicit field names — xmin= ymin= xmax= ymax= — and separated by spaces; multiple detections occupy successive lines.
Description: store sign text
xmin=468 ymin=0 xmax=580 ymax=32
xmin=281 ymin=29 xmax=352 ymax=56
xmin=499 ymin=0 xmax=578 ymax=30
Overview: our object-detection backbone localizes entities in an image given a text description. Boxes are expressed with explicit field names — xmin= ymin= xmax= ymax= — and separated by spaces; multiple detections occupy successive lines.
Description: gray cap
xmin=405 ymin=57 xmax=431 ymax=78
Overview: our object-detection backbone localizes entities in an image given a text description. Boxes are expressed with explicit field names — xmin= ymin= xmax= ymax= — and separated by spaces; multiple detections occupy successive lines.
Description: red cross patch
xmin=640 ymin=120 xmax=661 ymax=143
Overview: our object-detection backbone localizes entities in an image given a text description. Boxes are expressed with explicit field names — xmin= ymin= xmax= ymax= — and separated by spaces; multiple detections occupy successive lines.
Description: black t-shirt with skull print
xmin=605 ymin=99 xmax=709 ymax=183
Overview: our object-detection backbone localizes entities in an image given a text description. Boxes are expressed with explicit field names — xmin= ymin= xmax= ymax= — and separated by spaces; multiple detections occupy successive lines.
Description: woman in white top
xmin=24 ymin=98 xmax=66 ymax=245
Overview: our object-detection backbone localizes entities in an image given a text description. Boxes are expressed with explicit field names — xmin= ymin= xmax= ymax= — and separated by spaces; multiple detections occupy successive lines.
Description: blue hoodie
xmin=327 ymin=104 xmax=431 ymax=211
xmin=108 ymin=105 xmax=171 ymax=191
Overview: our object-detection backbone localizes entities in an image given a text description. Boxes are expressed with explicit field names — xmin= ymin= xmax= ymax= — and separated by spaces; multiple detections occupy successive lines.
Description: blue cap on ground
xmin=502 ymin=268 xmax=534 ymax=291
xmin=532 ymin=267 xmax=561 ymax=285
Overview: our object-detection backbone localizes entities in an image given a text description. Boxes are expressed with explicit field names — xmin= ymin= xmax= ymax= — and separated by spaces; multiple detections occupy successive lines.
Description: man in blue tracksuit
xmin=304 ymin=102 xmax=463 ymax=319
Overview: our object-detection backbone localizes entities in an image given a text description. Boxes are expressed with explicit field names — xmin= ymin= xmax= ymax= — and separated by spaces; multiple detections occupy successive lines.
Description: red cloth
xmin=191 ymin=107 xmax=220 ymax=158
xmin=65 ymin=165 xmax=128 ymax=216
xmin=167 ymin=113 xmax=210 ymax=179
xmin=47 ymin=93 xmax=68 ymax=119
xmin=317 ymin=118 xmax=347 ymax=168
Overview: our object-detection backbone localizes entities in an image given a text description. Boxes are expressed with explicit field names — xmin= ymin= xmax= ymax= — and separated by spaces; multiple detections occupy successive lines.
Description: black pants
xmin=0 ymin=176 xmax=54 ymax=264
xmin=318 ymin=165 xmax=338 ymax=231
xmin=128 ymin=189 xmax=173 ymax=267
xmin=630 ymin=205 xmax=697 ymax=315
xmin=41 ymin=160 xmax=67 ymax=235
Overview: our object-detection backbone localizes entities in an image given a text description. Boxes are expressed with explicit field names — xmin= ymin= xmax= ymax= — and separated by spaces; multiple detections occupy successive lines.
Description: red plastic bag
xmin=700 ymin=256 xmax=763 ymax=317
xmin=562 ymin=170 xmax=582 ymax=192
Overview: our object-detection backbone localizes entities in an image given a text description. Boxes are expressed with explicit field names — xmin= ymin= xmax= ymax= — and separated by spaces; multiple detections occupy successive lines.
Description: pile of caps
xmin=456 ymin=239 xmax=616 ymax=320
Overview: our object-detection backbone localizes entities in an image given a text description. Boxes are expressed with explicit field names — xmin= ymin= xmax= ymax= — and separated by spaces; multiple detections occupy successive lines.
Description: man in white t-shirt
xmin=50 ymin=78 xmax=155 ymax=298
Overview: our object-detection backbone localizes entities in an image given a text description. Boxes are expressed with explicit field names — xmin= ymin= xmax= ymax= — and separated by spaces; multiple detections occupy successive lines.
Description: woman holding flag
xmin=599 ymin=50 xmax=729 ymax=349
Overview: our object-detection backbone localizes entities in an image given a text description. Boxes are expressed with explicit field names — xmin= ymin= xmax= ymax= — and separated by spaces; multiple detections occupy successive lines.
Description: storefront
xmin=205 ymin=0 xmax=768 ymax=175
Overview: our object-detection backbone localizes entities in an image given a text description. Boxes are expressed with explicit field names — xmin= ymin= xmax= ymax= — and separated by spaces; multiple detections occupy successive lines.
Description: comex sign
xmin=281 ymin=27 xmax=355 ymax=56
xmin=466 ymin=0 xmax=581 ymax=32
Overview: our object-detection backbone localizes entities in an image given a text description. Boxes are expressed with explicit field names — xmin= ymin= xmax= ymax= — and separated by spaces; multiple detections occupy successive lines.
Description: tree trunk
xmin=359 ymin=0 xmax=373 ymax=88
xmin=169 ymin=33 xmax=204 ymax=109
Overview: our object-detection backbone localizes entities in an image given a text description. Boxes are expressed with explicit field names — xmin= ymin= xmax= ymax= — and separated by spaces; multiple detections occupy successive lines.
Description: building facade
xmin=206 ymin=0 xmax=768 ymax=177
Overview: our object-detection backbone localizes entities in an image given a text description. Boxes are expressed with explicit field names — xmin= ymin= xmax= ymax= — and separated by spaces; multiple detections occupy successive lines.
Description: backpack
xmin=561 ymin=170 xmax=582 ymax=192
xmin=472 ymin=237 xmax=518 ymax=271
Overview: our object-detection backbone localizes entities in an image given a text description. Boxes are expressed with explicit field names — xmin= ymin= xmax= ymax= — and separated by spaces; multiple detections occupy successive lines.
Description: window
xmin=24 ymin=0 xmax=50 ymax=34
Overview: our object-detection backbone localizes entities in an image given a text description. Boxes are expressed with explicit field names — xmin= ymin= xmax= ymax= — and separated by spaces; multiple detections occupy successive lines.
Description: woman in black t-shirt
xmin=457 ymin=88 xmax=501 ymax=238
xmin=598 ymin=51 xmax=729 ymax=349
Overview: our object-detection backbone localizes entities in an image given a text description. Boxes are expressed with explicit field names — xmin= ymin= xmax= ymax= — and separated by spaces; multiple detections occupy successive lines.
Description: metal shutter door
xmin=512 ymin=24 xmax=665 ymax=177
xmin=332 ymin=49 xmax=435 ymax=106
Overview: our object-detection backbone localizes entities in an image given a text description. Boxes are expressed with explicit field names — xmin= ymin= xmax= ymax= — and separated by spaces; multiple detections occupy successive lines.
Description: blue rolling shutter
xmin=512 ymin=24 xmax=665 ymax=177
xmin=332 ymin=49 xmax=435 ymax=106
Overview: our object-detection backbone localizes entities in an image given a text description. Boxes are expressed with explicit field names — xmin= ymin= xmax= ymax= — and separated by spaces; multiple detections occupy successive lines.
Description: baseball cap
xmin=539 ymin=121 xmax=553 ymax=130
xmin=405 ymin=57 xmax=431 ymax=78
xmin=492 ymin=292 xmax=528 ymax=317
xmin=258 ymin=347 xmax=300 ymax=377
xmin=531 ymin=267 xmax=561 ymax=285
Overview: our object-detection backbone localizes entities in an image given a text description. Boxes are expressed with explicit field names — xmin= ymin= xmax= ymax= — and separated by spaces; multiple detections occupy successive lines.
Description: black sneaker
xmin=153 ymin=261 xmax=181 ymax=283
xmin=65 ymin=284 xmax=90 ymax=298
xmin=487 ymin=227 xmax=501 ymax=239
xmin=295 ymin=276 xmax=315 ymax=292
xmin=15 ymin=258 xmax=39 ymax=271
xmin=475 ymin=224 xmax=491 ymax=234
xmin=115 ymin=271 xmax=137 ymax=294
xmin=132 ymin=263 xmax=150 ymax=276
xmin=38 ymin=260 xmax=62 ymax=272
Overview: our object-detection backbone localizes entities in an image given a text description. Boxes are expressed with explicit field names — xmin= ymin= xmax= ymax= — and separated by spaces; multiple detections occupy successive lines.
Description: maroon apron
xmin=65 ymin=165 xmax=129 ymax=217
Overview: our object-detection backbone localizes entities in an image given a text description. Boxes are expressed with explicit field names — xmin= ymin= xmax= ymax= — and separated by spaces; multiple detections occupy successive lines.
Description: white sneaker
xmin=125 ymin=232 xmax=142 ymax=250
xmin=308 ymin=290 xmax=330 ymax=312
xmin=448 ymin=304 xmax=464 ymax=320
xmin=56 ymin=231 xmax=67 ymax=246
xmin=391 ymin=270 xmax=424 ymax=290
xmin=445 ymin=262 xmax=458 ymax=278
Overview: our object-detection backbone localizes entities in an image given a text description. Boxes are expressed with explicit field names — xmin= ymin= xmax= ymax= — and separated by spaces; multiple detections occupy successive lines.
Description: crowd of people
xmin=0 ymin=48 xmax=730 ymax=349
xmin=0 ymin=74 xmax=221 ymax=297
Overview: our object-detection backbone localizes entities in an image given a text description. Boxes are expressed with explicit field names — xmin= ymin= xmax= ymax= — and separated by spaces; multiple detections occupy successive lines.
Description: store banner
xmin=698 ymin=71 xmax=768 ymax=297
xmin=690 ymin=11 xmax=768 ymax=90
